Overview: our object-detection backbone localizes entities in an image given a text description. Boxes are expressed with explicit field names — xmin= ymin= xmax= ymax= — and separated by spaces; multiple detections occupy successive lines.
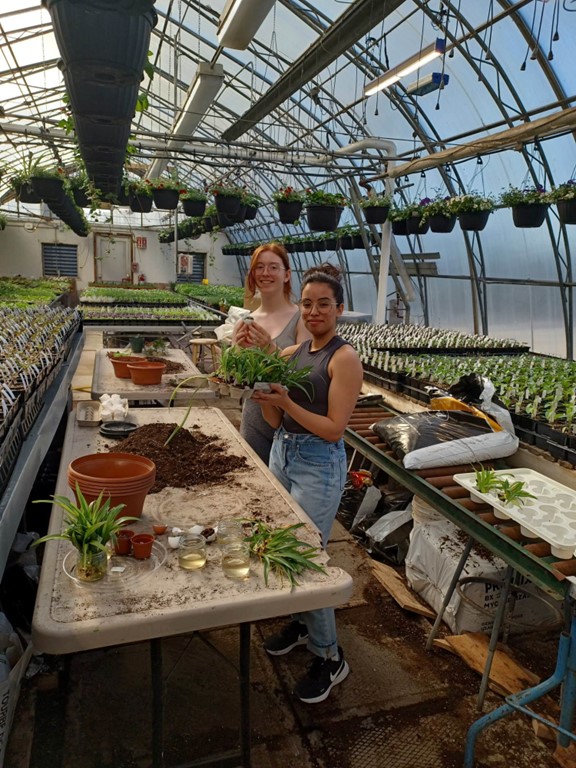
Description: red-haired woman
xmin=233 ymin=243 xmax=311 ymax=463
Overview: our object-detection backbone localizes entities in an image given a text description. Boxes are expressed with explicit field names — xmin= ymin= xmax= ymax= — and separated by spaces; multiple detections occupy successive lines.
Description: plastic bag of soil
xmin=431 ymin=373 xmax=515 ymax=435
xmin=365 ymin=504 xmax=413 ymax=565
xmin=350 ymin=488 xmax=412 ymax=541
xmin=370 ymin=409 xmax=518 ymax=470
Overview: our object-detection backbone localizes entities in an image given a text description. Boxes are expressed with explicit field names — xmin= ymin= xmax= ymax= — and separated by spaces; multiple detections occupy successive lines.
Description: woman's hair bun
xmin=303 ymin=262 xmax=342 ymax=282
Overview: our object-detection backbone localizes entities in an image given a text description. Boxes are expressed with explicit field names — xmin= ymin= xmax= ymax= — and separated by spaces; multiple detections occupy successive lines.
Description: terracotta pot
xmin=131 ymin=533 xmax=154 ymax=559
xmin=127 ymin=361 xmax=166 ymax=385
xmin=109 ymin=355 xmax=142 ymax=378
xmin=68 ymin=453 xmax=156 ymax=518
xmin=114 ymin=528 xmax=135 ymax=555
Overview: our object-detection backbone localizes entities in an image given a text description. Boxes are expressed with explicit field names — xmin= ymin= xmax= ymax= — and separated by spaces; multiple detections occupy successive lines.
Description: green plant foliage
xmin=216 ymin=345 xmax=313 ymax=396
xmin=546 ymin=181 xmax=576 ymax=202
xmin=499 ymin=185 xmax=547 ymax=207
xmin=174 ymin=283 xmax=245 ymax=309
xmin=358 ymin=194 xmax=391 ymax=208
xmin=448 ymin=193 xmax=496 ymax=214
xmin=496 ymin=478 xmax=537 ymax=507
xmin=272 ymin=186 xmax=306 ymax=203
xmin=305 ymin=188 xmax=349 ymax=207
xmin=32 ymin=485 xmax=138 ymax=562
xmin=474 ymin=466 xmax=502 ymax=494
xmin=245 ymin=520 xmax=327 ymax=587
xmin=180 ymin=187 xmax=207 ymax=201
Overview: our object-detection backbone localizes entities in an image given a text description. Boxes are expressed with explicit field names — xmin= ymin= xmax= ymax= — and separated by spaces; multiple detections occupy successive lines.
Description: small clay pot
xmin=114 ymin=529 xmax=135 ymax=555
xmin=131 ymin=533 xmax=155 ymax=559
xmin=153 ymin=523 xmax=167 ymax=535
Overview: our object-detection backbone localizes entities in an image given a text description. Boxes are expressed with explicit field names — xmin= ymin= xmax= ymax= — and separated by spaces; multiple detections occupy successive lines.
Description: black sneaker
xmin=264 ymin=621 xmax=308 ymax=656
xmin=294 ymin=647 xmax=349 ymax=704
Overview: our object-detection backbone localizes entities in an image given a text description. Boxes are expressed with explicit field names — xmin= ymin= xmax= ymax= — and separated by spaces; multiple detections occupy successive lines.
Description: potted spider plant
xmin=215 ymin=345 xmax=313 ymax=400
xmin=32 ymin=485 xmax=138 ymax=582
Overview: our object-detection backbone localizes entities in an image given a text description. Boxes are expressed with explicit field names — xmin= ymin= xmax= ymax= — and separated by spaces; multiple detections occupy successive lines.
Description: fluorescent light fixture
xmin=406 ymin=71 xmax=450 ymax=97
xmin=147 ymin=62 xmax=225 ymax=178
xmin=364 ymin=38 xmax=446 ymax=97
xmin=217 ymin=0 xmax=276 ymax=50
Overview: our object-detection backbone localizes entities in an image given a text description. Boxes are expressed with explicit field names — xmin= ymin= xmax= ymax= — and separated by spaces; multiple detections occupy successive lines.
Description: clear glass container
xmin=217 ymin=519 xmax=244 ymax=547
xmin=178 ymin=534 xmax=207 ymax=570
xmin=221 ymin=541 xmax=250 ymax=580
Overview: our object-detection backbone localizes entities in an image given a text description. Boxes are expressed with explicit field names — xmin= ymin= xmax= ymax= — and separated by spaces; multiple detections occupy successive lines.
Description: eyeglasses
xmin=299 ymin=300 xmax=339 ymax=313
xmin=254 ymin=264 xmax=285 ymax=274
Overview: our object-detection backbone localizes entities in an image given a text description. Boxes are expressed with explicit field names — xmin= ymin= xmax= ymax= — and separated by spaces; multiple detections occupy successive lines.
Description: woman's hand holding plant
xmin=252 ymin=382 xmax=290 ymax=408
xmin=235 ymin=318 xmax=275 ymax=352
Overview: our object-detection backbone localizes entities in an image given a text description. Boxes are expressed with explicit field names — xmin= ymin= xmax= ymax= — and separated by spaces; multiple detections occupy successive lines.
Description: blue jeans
xmin=269 ymin=426 xmax=347 ymax=659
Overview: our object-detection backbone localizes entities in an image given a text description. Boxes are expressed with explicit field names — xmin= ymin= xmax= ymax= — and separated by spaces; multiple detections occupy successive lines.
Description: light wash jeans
xmin=269 ymin=426 xmax=347 ymax=659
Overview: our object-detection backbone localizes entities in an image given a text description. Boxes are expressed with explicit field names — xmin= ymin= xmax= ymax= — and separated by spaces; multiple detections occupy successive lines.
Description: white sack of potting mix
xmin=0 ymin=613 xmax=33 ymax=767
xmin=405 ymin=519 xmax=559 ymax=635
xmin=402 ymin=429 xmax=519 ymax=469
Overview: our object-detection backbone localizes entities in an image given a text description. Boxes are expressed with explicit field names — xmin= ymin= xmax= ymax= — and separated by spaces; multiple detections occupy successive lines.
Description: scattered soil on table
xmin=106 ymin=422 xmax=249 ymax=491
xmin=144 ymin=355 xmax=185 ymax=374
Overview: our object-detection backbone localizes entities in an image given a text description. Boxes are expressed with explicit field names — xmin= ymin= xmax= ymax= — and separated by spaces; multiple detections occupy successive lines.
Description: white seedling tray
xmin=453 ymin=468 xmax=576 ymax=559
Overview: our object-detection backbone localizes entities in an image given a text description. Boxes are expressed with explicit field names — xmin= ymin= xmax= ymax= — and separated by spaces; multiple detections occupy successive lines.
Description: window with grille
xmin=42 ymin=243 xmax=78 ymax=277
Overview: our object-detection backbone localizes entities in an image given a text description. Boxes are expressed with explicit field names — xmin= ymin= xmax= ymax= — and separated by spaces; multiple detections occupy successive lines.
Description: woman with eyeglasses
xmin=233 ymin=243 xmax=311 ymax=463
xmin=252 ymin=262 xmax=363 ymax=704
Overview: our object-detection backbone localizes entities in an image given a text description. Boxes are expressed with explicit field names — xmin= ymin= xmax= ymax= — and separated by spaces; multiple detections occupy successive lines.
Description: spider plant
xmin=473 ymin=466 xmax=501 ymax=495
xmin=217 ymin=346 xmax=313 ymax=399
xmin=244 ymin=521 xmax=326 ymax=587
xmin=496 ymin=478 xmax=537 ymax=507
xmin=32 ymin=485 xmax=138 ymax=580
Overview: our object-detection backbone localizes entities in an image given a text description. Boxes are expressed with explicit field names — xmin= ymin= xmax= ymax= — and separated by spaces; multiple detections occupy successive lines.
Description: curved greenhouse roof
xmin=0 ymin=0 xmax=575 ymax=355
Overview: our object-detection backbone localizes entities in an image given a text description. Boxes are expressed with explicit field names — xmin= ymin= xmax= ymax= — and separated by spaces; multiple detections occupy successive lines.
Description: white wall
xmin=0 ymin=219 xmax=242 ymax=289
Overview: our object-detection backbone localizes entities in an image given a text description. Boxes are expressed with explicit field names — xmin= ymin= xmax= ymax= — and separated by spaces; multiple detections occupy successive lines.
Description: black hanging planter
xmin=217 ymin=212 xmax=234 ymax=228
xmin=391 ymin=219 xmax=409 ymax=236
xmin=511 ymin=203 xmax=548 ymax=228
xmin=557 ymin=199 xmax=576 ymax=225
xmin=114 ymin=187 xmax=131 ymax=206
xmin=181 ymin=199 xmax=206 ymax=218
xmin=324 ymin=236 xmax=339 ymax=249
xmin=407 ymin=215 xmax=429 ymax=235
xmin=202 ymin=216 xmax=214 ymax=232
xmin=152 ymin=188 xmax=179 ymax=210
xmin=458 ymin=210 xmax=491 ymax=231
xmin=428 ymin=214 xmax=456 ymax=233
xmin=227 ymin=204 xmax=247 ymax=224
xmin=130 ymin=194 xmax=153 ymax=213
xmin=306 ymin=205 xmax=343 ymax=232
xmin=14 ymin=182 xmax=41 ymax=204
xmin=31 ymin=176 xmax=66 ymax=203
xmin=362 ymin=205 xmax=390 ymax=225
xmin=352 ymin=234 xmax=365 ymax=249
xmin=244 ymin=205 xmax=258 ymax=220
xmin=72 ymin=187 xmax=90 ymax=208
xmin=339 ymin=235 xmax=354 ymax=250
xmin=276 ymin=200 xmax=303 ymax=224
xmin=214 ymin=194 xmax=241 ymax=216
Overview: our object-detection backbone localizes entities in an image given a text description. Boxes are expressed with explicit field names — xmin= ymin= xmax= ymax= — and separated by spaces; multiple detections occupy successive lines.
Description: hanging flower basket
xmin=276 ymin=200 xmax=303 ymax=224
xmin=31 ymin=174 xmax=66 ymax=203
xmin=428 ymin=214 xmax=456 ymax=233
xmin=557 ymin=199 xmax=576 ymax=225
xmin=72 ymin=187 xmax=90 ymax=208
xmin=13 ymin=181 xmax=42 ymax=204
xmin=458 ymin=210 xmax=491 ymax=231
xmin=130 ymin=194 xmax=153 ymax=213
xmin=182 ymin=198 xmax=206 ymax=217
xmin=363 ymin=205 xmax=390 ymax=225
xmin=511 ymin=203 xmax=548 ymax=229
xmin=244 ymin=205 xmax=258 ymax=220
xmin=406 ymin=215 xmax=429 ymax=235
xmin=391 ymin=219 xmax=408 ymax=236
xmin=227 ymin=204 xmax=247 ymax=224
xmin=211 ymin=185 xmax=242 ymax=215
xmin=306 ymin=205 xmax=344 ymax=232
xmin=202 ymin=216 xmax=214 ymax=232
xmin=152 ymin=188 xmax=179 ymax=210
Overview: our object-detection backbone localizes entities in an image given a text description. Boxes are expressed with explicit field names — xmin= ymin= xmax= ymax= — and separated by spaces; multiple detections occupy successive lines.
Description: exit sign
xmin=136 ymin=236 xmax=147 ymax=249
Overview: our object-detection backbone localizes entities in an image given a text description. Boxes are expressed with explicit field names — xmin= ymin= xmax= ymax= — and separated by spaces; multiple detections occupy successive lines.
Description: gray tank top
xmin=274 ymin=310 xmax=300 ymax=349
xmin=282 ymin=336 xmax=349 ymax=435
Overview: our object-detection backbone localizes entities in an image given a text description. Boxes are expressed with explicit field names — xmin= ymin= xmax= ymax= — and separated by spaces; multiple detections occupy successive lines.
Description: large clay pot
xmin=127 ymin=361 xmax=166 ymax=385
xmin=68 ymin=453 xmax=156 ymax=518
xmin=109 ymin=355 xmax=143 ymax=378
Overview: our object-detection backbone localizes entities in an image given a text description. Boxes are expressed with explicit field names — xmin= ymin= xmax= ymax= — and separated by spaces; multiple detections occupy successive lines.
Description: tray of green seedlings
xmin=0 ymin=276 xmax=72 ymax=308
xmin=174 ymin=283 xmax=245 ymax=310
xmin=454 ymin=468 xmax=576 ymax=559
xmin=79 ymin=287 xmax=189 ymax=306
xmin=80 ymin=305 xmax=220 ymax=324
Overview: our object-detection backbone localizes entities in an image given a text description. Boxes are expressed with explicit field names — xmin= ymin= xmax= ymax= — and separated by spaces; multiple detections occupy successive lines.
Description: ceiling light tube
xmin=147 ymin=62 xmax=225 ymax=178
xmin=364 ymin=38 xmax=446 ymax=97
xmin=217 ymin=0 xmax=276 ymax=50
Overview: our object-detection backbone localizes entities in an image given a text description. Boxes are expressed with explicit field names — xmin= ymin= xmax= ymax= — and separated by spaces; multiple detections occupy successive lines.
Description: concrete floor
xmin=5 ymin=331 xmax=564 ymax=768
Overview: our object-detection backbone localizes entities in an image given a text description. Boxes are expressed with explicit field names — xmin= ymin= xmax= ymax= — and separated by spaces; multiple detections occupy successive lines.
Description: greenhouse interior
xmin=1 ymin=1 xmax=576 ymax=767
